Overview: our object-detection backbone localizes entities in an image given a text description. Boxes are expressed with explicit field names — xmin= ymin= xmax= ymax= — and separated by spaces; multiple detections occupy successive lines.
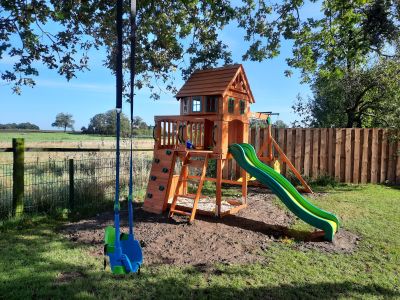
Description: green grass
xmin=0 ymin=132 xmax=117 ymax=143
xmin=0 ymin=185 xmax=399 ymax=299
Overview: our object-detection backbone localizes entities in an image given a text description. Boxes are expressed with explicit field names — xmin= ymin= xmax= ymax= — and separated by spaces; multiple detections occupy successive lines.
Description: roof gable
xmin=176 ymin=64 xmax=255 ymax=103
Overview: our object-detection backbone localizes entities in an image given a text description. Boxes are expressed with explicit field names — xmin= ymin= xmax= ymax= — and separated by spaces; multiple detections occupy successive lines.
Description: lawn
xmin=0 ymin=131 xmax=154 ymax=143
xmin=0 ymin=131 xmax=117 ymax=143
xmin=0 ymin=185 xmax=399 ymax=299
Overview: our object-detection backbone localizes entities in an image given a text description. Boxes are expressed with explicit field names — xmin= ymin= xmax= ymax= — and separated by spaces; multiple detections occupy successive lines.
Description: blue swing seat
xmin=104 ymin=226 xmax=143 ymax=274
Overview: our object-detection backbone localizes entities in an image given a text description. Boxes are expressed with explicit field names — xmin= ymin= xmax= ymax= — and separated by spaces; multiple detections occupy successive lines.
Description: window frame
xmin=240 ymin=100 xmax=246 ymax=115
xmin=182 ymin=97 xmax=189 ymax=114
xmin=205 ymin=96 xmax=218 ymax=113
xmin=191 ymin=96 xmax=202 ymax=113
xmin=228 ymin=97 xmax=235 ymax=114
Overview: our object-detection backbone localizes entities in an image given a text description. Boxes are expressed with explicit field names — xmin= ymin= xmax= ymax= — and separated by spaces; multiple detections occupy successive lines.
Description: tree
xmin=86 ymin=110 xmax=130 ymax=136
xmin=0 ymin=122 xmax=39 ymax=130
xmin=273 ymin=120 xmax=288 ymax=128
xmin=52 ymin=113 xmax=75 ymax=132
xmin=132 ymin=116 xmax=148 ymax=129
xmin=293 ymin=58 xmax=400 ymax=128
xmin=237 ymin=0 xmax=400 ymax=127
xmin=1 ymin=1 xmax=236 ymax=97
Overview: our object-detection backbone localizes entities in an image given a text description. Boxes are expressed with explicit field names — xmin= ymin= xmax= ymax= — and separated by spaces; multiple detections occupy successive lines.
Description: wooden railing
xmin=154 ymin=116 xmax=212 ymax=150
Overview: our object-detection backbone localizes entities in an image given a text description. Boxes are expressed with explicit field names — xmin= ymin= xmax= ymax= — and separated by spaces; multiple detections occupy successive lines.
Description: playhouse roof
xmin=176 ymin=64 xmax=255 ymax=103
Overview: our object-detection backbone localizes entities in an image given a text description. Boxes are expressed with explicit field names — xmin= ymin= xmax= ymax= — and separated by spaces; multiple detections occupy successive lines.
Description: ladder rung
xmin=170 ymin=209 xmax=191 ymax=216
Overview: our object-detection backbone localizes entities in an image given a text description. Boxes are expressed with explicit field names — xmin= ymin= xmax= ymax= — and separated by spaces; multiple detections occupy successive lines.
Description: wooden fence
xmin=227 ymin=128 xmax=400 ymax=184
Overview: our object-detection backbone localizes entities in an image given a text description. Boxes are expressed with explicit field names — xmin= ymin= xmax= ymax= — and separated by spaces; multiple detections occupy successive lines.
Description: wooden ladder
xmin=169 ymin=152 xmax=209 ymax=223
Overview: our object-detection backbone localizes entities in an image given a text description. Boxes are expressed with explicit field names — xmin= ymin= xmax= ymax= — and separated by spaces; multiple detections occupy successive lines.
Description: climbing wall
xmin=143 ymin=149 xmax=176 ymax=214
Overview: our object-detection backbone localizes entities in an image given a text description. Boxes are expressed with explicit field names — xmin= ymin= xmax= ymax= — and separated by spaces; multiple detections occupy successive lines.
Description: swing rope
xmin=113 ymin=0 xmax=124 ymax=254
xmin=128 ymin=0 xmax=137 ymax=236
xmin=105 ymin=0 xmax=142 ymax=275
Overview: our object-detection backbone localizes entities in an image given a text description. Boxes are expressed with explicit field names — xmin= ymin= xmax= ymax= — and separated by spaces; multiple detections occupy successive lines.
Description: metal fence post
xmin=12 ymin=138 xmax=24 ymax=217
xmin=69 ymin=159 xmax=74 ymax=209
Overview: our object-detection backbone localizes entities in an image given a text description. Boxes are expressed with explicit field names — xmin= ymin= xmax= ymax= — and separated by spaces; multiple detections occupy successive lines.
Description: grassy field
xmin=0 ymin=131 xmax=118 ymax=143
xmin=0 ymin=184 xmax=399 ymax=299
xmin=0 ymin=132 xmax=154 ymax=163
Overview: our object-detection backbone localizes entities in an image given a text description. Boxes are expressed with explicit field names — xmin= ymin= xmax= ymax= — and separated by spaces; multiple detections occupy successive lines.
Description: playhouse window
xmin=206 ymin=96 xmax=218 ymax=112
xmin=240 ymin=100 xmax=246 ymax=115
xmin=182 ymin=97 xmax=189 ymax=114
xmin=228 ymin=98 xmax=235 ymax=113
xmin=192 ymin=96 xmax=202 ymax=112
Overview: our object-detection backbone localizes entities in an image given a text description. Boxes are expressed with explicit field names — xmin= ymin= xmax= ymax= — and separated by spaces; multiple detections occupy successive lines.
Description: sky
xmin=0 ymin=4 xmax=321 ymax=130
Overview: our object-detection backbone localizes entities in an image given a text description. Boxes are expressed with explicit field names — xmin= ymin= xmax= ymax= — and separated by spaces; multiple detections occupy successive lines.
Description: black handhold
xmin=147 ymin=193 xmax=153 ymax=199
xmin=166 ymin=150 xmax=172 ymax=155
xmin=162 ymin=168 xmax=168 ymax=173
xmin=150 ymin=175 xmax=157 ymax=181
xmin=159 ymin=186 xmax=165 ymax=191
xmin=154 ymin=158 xmax=160 ymax=163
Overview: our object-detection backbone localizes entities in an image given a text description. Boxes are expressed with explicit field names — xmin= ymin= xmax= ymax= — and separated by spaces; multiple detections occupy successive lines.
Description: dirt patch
xmin=61 ymin=188 xmax=359 ymax=266
xmin=296 ymin=229 xmax=360 ymax=254
xmin=55 ymin=271 xmax=85 ymax=284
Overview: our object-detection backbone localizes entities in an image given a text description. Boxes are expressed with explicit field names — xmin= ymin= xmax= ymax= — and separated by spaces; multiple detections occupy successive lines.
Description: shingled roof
xmin=176 ymin=64 xmax=255 ymax=103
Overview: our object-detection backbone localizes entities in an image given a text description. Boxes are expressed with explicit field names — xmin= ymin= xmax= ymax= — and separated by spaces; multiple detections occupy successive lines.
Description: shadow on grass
xmin=385 ymin=184 xmax=400 ymax=191
xmin=0 ymin=219 xmax=399 ymax=299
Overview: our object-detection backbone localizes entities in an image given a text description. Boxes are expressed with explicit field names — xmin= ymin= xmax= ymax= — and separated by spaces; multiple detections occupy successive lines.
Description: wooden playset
xmin=143 ymin=64 xmax=312 ymax=222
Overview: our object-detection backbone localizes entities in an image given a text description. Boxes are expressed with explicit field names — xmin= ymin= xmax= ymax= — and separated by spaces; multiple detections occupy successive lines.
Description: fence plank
xmin=295 ymin=129 xmax=302 ymax=172
xmin=320 ymin=129 xmax=327 ymax=176
xmin=360 ymin=129 xmax=369 ymax=183
xmin=312 ymin=129 xmax=320 ymax=178
xmin=334 ymin=129 xmax=342 ymax=180
xmin=345 ymin=129 xmax=352 ymax=183
xmin=304 ymin=129 xmax=311 ymax=177
xmin=380 ymin=130 xmax=388 ymax=183
xmin=353 ymin=129 xmax=361 ymax=183
xmin=328 ymin=129 xmax=334 ymax=176
xmin=387 ymin=134 xmax=396 ymax=184
xmin=396 ymin=141 xmax=400 ymax=185
xmin=286 ymin=129 xmax=294 ymax=177
xmin=377 ymin=129 xmax=383 ymax=183
xmin=370 ymin=129 xmax=379 ymax=183
xmin=278 ymin=129 xmax=286 ymax=176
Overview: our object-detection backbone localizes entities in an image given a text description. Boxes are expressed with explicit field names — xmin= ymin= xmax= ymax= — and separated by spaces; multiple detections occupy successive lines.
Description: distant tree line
xmin=81 ymin=110 xmax=151 ymax=137
xmin=0 ymin=122 xmax=40 ymax=130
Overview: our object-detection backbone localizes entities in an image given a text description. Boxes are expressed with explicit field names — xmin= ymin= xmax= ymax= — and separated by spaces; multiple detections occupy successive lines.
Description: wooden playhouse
xmin=143 ymin=64 xmax=311 ymax=222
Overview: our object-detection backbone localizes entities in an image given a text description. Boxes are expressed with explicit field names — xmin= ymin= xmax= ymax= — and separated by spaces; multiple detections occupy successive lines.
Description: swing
xmin=104 ymin=0 xmax=143 ymax=274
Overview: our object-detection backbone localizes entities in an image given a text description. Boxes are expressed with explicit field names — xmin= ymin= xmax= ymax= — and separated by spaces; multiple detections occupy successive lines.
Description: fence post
xmin=69 ymin=159 xmax=74 ymax=210
xmin=12 ymin=138 xmax=24 ymax=217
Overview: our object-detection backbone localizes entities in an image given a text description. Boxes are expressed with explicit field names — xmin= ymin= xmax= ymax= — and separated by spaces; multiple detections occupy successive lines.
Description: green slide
xmin=229 ymin=143 xmax=339 ymax=241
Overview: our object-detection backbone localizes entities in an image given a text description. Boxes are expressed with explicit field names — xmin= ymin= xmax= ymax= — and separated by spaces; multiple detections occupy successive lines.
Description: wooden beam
xmin=272 ymin=138 xmax=313 ymax=193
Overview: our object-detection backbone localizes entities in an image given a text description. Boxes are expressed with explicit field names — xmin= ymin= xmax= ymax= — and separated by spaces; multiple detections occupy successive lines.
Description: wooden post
xmin=267 ymin=123 xmax=273 ymax=161
xmin=216 ymin=159 xmax=223 ymax=216
xmin=69 ymin=159 xmax=75 ymax=210
xmin=241 ymin=168 xmax=247 ymax=204
xmin=12 ymin=138 xmax=24 ymax=217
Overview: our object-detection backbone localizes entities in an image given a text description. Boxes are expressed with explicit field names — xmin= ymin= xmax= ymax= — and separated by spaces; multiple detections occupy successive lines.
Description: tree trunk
xmin=346 ymin=110 xmax=355 ymax=128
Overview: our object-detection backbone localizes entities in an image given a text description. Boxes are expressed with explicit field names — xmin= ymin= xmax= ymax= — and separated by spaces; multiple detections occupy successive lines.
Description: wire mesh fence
xmin=0 ymin=154 xmax=152 ymax=221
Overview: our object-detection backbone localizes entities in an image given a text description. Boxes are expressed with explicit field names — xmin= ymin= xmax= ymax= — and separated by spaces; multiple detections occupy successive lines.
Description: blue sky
xmin=0 ymin=5 xmax=320 ymax=130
